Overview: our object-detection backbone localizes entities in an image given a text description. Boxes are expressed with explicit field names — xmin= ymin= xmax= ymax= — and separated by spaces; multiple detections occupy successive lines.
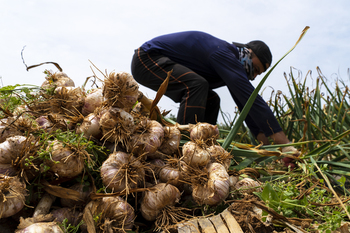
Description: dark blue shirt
xmin=141 ymin=31 xmax=282 ymax=137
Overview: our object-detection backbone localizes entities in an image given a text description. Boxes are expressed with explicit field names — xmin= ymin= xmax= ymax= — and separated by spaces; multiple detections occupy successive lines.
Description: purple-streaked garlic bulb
xmin=15 ymin=221 xmax=64 ymax=233
xmin=76 ymin=112 xmax=102 ymax=140
xmin=0 ymin=135 xmax=31 ymax=176
xmin=158 ymin=126 xmax=181 ymax=155
xmin=192 ymin=162 xmax=230 ymax=206
xmin=81 ymin=88 xmax=104 ymax=116
xmin=83 ymin=196 xmax=135 ymax=231
xmin=44 ymin=140 xmax=85 ymax=178
xmin=0 ymin=175 xmax=26 ymax=219
xmin=101 ymin=151 xmax=145 ymax=192
xmin=99 ymin=107 xmax=135 ymax=145
xmin=140 ymin=183 xmax=181 ymax=221
xmin=234 ymin=177 xmax=262 ymax=194
xmin=189 ymin=122 xmax=219 ymax=142
xmin=182 ymin=141 xmax=210 ymax=167
xmin=131 ymin=119 xmax=164 ymax=156
xmin=50 ymin=207 xmax=82 ymax=226
xmin=159 ymin=165 xmax=183 ymax=188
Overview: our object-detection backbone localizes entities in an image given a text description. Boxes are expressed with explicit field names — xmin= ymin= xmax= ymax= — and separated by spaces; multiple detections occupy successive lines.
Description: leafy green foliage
xmin=0 ymin=84 xmax=40 ymax=117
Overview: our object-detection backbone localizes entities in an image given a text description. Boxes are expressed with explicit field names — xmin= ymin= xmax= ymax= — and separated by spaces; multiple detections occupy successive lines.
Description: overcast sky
xmin=1 ymin=0 xmax=350 ymax=123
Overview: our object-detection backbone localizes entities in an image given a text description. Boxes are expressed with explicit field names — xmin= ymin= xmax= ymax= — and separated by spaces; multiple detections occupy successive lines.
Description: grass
xmin=216 ymin=66 xmax=350 ymax=231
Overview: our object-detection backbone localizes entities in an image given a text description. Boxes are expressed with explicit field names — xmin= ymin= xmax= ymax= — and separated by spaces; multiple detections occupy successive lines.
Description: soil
xmin=229 ymin=195 xmax=275 ymax=233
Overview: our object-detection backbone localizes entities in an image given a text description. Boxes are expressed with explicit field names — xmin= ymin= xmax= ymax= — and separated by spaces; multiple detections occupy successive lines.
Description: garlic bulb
xmin=102 ymin=71 xmax=139 ymax=112
xmin=83 ymin=196 xmax=135 ymax=231
xmin=76 ymin=112 xmax=102 ymax=140
xmin=131 ymin=119 xmax=164 ymax=156
xmin=41 ymin=71 xmax=75 ymax=89
xmin=15 ymin=221 xmax=64 ymax=233
xmin=36 ymin=116 xmax=53 ymax=130
xmin=229 ymin=175 xmax=240 ymax=192
xmin=189 ymin=122 xmax=219 ymax=142
xmin=0 ymin=175 xmax=26 ymax=219
xmin=140 ymin=183 xmax=181 ymax=221
xmin=45 ymin=140 xmax=85 ymax=178
xmin=50 ymin=207 xmax=82 ymax=226
xmin=51 ymin=86 xmax=85 ymax=116
xmin=101 ymin=151 xmax=145 ymax=192
xmin=81 ymin=88 xmax=104 ymax=116
xmin=99 ymin=107 xmax=135 ymax=145
xmin=0 ymin=135 xmax=31 ymax=176
xmin=158 ymin=126 xmax=181 ymax=155
xmin=192 ymin=163 xmax=230 ymax=206
xmin=159 ymin=165 xmax=183 ymax=188
xmin=182 ymin=141 xmax=210 ymax=167
xmin=234 ymin=177 xmax=262 ymax=194
xmin=207 ymin=144 xmax=232 ymax=170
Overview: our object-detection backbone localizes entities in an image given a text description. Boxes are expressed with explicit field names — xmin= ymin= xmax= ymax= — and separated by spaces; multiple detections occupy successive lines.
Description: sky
xmin=1 ymin=0 xmax=350 ymax=123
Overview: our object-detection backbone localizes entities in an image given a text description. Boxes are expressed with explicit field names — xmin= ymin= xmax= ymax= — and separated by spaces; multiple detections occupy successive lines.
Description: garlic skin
xmin=234 ymin=177 xmax=262 ymax=194
xmin=101 ymin=151 xmax=145 ymax=192
xmin=45 ymin=140 xmax=85 ymax=178
xmin=0 ymin=175 xmax=26 ymax=219
xmin=81 ymin=88 xmax=104 ymax=116
xmin=182 ymin=141 xmax=210 ymax=167
xmin=189 ymin=122 xmax=219 ymax=142
xmin=140 ymin=183 xmax=181 ymax=221
xmin=192 ymin=163 xmax=230 ymax=206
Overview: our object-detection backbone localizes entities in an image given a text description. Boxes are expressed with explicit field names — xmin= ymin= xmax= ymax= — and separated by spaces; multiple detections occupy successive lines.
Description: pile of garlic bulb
xmin=0 ymin=69 xmax=261 ymax=233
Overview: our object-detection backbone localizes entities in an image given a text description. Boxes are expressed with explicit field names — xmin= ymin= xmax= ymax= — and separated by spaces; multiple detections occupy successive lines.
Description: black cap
xmin=232 ymin=40 xmax=272 ymax=71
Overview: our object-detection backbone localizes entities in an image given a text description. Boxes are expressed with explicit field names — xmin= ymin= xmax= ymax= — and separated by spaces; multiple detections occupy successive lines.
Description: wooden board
xmin=220 ymin=209 xmax=244 ymax=233
xmin=208 ymin=214 xmax=230 ymax=233
xmin=197 ymin=218 xmax=216 ymax=233
xmin=177 ymin=219 xmax=200 ymax=233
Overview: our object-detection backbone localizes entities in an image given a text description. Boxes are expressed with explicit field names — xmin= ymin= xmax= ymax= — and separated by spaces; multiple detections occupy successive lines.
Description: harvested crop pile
xmin=0 ymin=68 xmax=251 ymax=233
xmin=1 ymin=66 xmax=349 ymax=233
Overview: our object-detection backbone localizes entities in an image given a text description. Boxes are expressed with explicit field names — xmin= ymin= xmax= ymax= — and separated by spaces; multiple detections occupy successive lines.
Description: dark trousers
xmin=131 ymin=48 xmax=220 ymax=125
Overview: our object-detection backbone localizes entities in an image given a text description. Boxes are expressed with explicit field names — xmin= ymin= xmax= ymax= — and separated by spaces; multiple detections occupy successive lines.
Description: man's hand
xmin=281 ymin=145 xmax=300 ymax=169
